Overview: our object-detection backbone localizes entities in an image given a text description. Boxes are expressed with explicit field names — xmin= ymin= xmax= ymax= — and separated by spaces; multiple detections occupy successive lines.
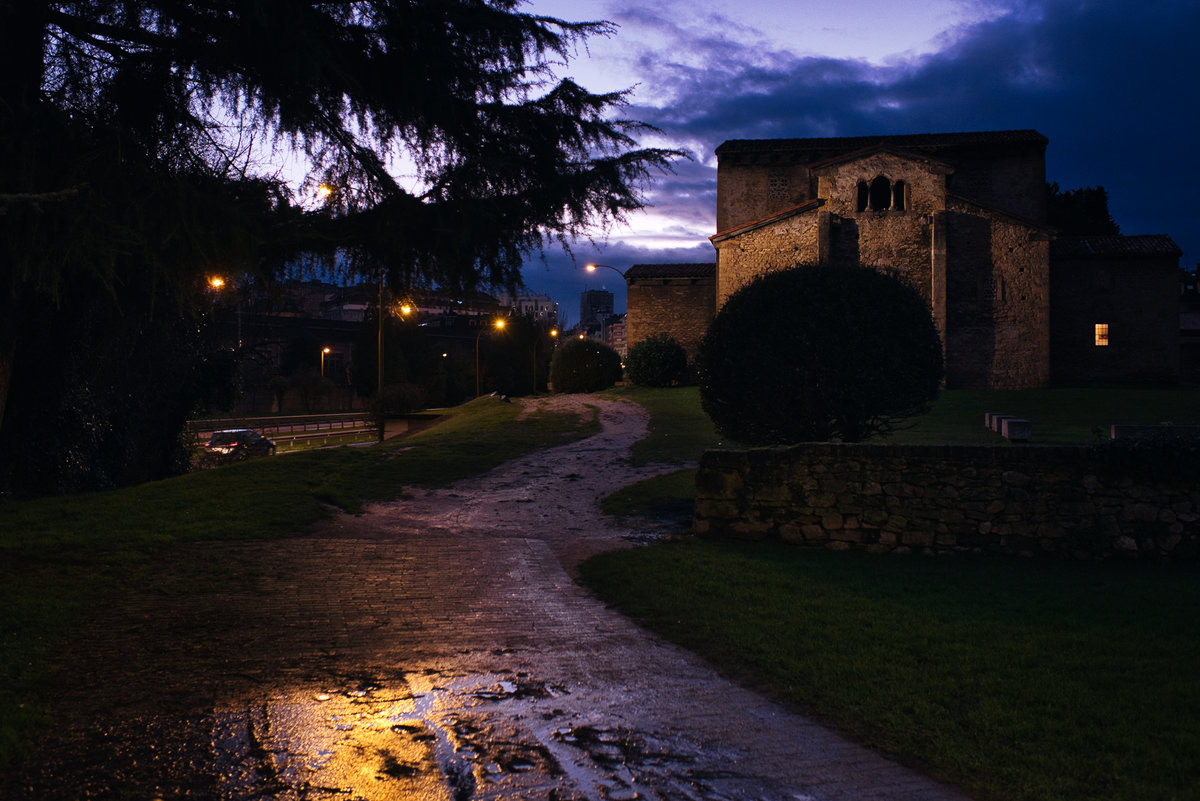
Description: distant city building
xmin=502 ymin=293 xmax=559 ymax=327
xmin=604 ymin=316 xmax=628 ymax=358
xmin=579 ymin=289 xmax=613 ymax=329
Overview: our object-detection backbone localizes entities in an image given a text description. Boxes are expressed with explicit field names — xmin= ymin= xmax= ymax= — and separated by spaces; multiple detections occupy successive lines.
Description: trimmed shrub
xmin=550 ymin=338 xmax=623 ymax=393
xmin=697 ymin=263 xmax=943 ymax=444
xmin=625 ymin=334 xmax=688 ymax=387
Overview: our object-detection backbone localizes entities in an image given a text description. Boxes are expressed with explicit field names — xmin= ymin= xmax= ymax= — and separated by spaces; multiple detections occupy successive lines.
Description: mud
xmin=4 ymin=395 xmax=973 ymax=801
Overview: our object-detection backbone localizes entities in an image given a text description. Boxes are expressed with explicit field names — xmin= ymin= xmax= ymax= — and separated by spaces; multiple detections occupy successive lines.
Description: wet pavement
xmin=6 ymin=395 xmax=975 ymax=800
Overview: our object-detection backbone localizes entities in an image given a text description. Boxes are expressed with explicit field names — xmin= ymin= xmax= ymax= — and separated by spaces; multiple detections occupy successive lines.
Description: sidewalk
xmin=6 ymin=396 xmax=975 ymax=801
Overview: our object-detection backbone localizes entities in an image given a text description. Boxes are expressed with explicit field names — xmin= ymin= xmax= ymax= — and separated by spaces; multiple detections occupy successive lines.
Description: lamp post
xmin=583 ymin=264 xmax=626 ymax=344
xmin=207 ymin=275 xmax=244 ymax=348
xmin=475 ymin=317 xmax=506 ymax=397
xmin=585 ymin=262 xmax=627 ymax=279
xmin=377 ymin=274 xmax=385 ymax=441
xmin=321 ymin=346 xmax=331 ymax=378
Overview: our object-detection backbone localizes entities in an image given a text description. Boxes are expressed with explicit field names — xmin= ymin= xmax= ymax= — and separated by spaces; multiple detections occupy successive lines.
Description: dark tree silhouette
xmin=697 ymin=264 xmax=944 ymax=445
xmin=625 ymin=334 xmax=688 ymax=387
xmin=1046 ymin=182 xmax=1121 ymax=236
xmin=0 ymin=1 xmax=676 ymax=493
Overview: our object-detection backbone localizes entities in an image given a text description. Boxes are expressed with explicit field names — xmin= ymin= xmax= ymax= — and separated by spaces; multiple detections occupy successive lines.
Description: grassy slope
xmin=587 ymin=384 xmax=1200 ymax=801
xmin=0 ymin=397 xmax=599 ymax=767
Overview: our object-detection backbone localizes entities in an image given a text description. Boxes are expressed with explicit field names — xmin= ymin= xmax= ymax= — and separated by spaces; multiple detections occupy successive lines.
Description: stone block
xmin=801 ymin=524 xmax=827 ymax=541
xmin=1001 ymin=418 xmax=1032 ymax=441
xmin=822 ymin=512 xmax=845 ymax=530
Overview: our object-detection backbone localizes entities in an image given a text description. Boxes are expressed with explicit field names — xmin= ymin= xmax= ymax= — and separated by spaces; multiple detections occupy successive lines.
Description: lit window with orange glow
xmin=1094 ymin=323 xmax=1110 ymax=347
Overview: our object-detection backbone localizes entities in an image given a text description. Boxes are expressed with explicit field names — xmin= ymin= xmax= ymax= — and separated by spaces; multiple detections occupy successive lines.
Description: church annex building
xmin=628 ymin=129 xmax=1182 ymax=389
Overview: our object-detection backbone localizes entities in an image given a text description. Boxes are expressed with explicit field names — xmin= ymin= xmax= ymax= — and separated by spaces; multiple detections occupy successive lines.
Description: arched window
xmin=892 ymin=180 xmax=907 ymax=211
xmin=856 ymin=180 xmax=869 ymax=212
xmin=869 ymin=176 xmax=891 ymax=210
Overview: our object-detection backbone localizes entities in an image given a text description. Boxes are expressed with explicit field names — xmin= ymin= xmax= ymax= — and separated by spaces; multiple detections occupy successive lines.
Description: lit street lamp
xmin=475 ymin=317 xmax=507 ymax=397
xmin=320 ymin=346 xmax=331 ymax=378
xmin=585 ymin=262 xmax=627 ymax=279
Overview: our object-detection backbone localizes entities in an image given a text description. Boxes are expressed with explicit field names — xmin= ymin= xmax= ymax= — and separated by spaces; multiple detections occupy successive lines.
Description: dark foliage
xmin=0 ymin=1 xmax=675 ymax=494
xmin=696 ymin=264 xmax=943 ymax=444
xmin=549 ymin=338 xmax=622 ymax=394
xmin=0 ymin=282 xmax=212 ymax=495
xmin=481 ymin=315 xmax=557 ymax=397
xmin=350 ymin=314 xmax=442 ymax=404
xmin=1047 ymin=182 xmax=1121 ymax=236
xmin=1089 ymin=430 xmax=1200 ymax=482
xmin=625 ymin=334 xmax=688 ymax=387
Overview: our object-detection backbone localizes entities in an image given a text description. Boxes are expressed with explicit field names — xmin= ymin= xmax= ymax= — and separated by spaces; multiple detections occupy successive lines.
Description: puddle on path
xmin=208 ymin=669 xmax=807 ymax=801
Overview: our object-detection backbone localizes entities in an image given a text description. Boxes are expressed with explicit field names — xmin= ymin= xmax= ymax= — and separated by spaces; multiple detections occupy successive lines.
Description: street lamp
xmin=585 ymin=263 xmax=627 ymax=279
xmin=377 ymin=274 xmax=385 ymax=441
xmin=475 ymin=317 xmax=507 ymax=397
xmin=321 ymin=346 xmax=331 ymax=378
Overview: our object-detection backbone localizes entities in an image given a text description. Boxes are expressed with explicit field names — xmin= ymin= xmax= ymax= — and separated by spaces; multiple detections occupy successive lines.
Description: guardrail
xmin=189 ymin=413 xmax=378 ymax=449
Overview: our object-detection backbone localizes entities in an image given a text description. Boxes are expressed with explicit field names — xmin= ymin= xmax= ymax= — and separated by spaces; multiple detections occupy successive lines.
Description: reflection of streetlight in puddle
xmin=209 ymin=674 xmax=642 ymax=799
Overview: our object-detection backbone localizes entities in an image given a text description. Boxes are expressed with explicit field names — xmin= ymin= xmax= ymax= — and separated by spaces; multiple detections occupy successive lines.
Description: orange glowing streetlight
xmin=320 ymin=346 xmax=331 ymax=377
xmin=585 ymin=263 xmax=626 ymax=279
xmin=475 ymin=317 xmax=508 ymax=397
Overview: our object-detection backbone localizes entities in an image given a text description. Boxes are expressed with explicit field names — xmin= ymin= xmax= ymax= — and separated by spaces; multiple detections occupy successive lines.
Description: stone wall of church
xmin=815 ymin=153 xmax=948 ymax=304
xmin=626 ymin=278 xmax=716 ymax=361
xmin=716 ymin=160 xmax=812 ymax=232
xmin=714 ymin=213 xmax=821 ymax=306
xmin=943 ymin=199 xmax=1050 ymax=389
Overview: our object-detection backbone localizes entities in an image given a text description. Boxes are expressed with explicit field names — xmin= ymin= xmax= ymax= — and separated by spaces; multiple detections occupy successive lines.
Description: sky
xmin=516 ymin=0 xmax=1200 ymax=321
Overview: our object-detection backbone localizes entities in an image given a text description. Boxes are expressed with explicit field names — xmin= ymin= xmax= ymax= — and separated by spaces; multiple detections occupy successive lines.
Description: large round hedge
xmin=696 ymin=264 xmax=943 ymax=444
xmin=624 ymin=334 xmax=688 ymax=387
xmin=549 ymin=337 xmax=623 ymax=393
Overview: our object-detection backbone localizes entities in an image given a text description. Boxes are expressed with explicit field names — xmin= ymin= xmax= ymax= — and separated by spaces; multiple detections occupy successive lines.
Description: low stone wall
xmin=694 ymin=444 xmax=1200 ymax=560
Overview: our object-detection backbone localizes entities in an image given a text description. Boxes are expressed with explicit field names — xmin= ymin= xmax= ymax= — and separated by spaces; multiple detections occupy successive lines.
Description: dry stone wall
xmin=694 ymin=444 xmax=1200 ymax=560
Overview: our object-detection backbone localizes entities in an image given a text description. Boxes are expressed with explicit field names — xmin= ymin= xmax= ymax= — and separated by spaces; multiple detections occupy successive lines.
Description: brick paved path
xmin=6 ymin=395 xmax=974 ymax=801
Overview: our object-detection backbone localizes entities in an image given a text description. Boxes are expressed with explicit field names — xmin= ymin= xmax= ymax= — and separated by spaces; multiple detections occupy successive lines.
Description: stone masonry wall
xmin=694 ymin=444 xmax=1200 ymax=560
xmin=715 ymin=212 xmax=821 ymax=306
xmin=626 ymin=278 xmax=716 ymax=361
xmin=943 ymin=199 xmax=1050 ymax=389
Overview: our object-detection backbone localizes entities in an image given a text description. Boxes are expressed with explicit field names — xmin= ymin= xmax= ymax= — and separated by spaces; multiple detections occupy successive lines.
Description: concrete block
xmin=1001 ymin=418 xmax=1032 ymax=442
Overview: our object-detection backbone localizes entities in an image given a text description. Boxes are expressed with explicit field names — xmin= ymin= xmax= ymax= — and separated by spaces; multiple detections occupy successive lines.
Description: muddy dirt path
xmin=5 ymin=394 xmax=972 ymax=801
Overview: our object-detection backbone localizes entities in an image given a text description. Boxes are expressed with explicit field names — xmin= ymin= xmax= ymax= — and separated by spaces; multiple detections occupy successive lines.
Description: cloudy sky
xmin=517 ymin=0 xmax=1199 ymax=322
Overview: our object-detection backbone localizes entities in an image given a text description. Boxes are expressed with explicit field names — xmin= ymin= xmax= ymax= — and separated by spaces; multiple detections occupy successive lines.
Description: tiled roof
xmin=1050 ymin=234 xmax=1182 ymax=259
xmin=626 ymin=262 xmax=716 ymax=280
xmin=710 ymin=199 xmax=825 ymax=243
xmin=716 ymin=129 xmax=1047 ymax=156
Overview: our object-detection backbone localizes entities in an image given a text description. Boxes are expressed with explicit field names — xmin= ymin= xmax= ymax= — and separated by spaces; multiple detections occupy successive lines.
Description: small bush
xmin=550 ymin=338 xmax=623 ymax=393
xmin=1089 ymin=430 xmax=1200 ymax=481
xmin=697 ymin=263 xmax=943 ymax=444
xmin=625 ymin=334 xmax=688 ymax=387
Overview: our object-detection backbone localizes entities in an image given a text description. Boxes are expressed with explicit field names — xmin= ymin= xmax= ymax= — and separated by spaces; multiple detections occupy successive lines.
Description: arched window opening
xmin=856 ymin=180 xmax=869 ymax=212
xmin=869 ymin=176 xmax=891 ymax=210
xmin=892 ymin=180 xmax=907 ymax=211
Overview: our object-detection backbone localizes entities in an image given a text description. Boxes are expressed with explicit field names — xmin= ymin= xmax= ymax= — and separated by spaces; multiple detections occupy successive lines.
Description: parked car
xmin=202 ymin=429 xmax=276 ymax=461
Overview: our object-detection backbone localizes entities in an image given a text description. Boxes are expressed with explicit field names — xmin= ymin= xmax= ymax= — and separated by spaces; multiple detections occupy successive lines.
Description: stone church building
xmin=628 ymin=129 xmax=1181 ymax=389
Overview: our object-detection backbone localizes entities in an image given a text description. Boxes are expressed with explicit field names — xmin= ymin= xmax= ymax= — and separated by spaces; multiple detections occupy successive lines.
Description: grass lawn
xmin=0 ymin=396 xmax=598 ymax=768
xmin=587 ymin=383 xmax=1200 ymax=801
xmin=891 ymin=384 xmax=1200 ymax=445
xmin=580 ymin=541 xmax=1200 ymax=801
